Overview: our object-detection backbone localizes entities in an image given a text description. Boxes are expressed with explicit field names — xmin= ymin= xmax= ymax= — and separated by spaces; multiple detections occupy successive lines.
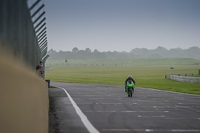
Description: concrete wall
xmin=166 ymin=75 xmax=200 ymax=83
xmin=0 ymin=50 xmax=49 ymax=133
xmin=0 ymin=0 xmax=48 ymax=133
xmin=0 ymin=0 xmax=42 ymax=69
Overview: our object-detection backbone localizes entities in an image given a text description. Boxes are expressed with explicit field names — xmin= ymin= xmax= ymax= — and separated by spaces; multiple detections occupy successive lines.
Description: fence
xmin=28 ymin=0 xmax=49 ymax=75
xmin=165 ymin=74 xmax=200 ymax=83
xmin=0 ymin=0 xmax=49 ymax=72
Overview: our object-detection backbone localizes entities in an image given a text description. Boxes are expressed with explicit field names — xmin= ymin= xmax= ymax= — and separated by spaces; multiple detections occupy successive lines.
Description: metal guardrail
xmin=165 ymin=74 xmax=196 ymax=78
xmin=165 ymin=74 xmax=200 ymax=83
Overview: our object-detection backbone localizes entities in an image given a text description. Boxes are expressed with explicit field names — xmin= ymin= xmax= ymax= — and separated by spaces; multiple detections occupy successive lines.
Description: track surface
xmin=49 ymin=82 xmax=200 ymax=133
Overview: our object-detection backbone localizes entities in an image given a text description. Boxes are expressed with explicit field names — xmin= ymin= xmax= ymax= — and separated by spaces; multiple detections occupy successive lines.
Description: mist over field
xmin=47 ymin=46 xmax=200 ymax=60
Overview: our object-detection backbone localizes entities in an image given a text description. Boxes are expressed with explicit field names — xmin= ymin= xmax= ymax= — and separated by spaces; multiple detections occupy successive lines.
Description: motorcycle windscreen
xmin=127 ymin=79 xmax=133 ymax=86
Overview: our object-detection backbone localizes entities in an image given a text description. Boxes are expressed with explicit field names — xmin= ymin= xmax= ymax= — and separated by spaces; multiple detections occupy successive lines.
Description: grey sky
xmin=44 ymin=0 xmax=200 ymax=52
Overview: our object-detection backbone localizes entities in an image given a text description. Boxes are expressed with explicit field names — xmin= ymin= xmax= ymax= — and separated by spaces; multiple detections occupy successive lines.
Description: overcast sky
xmin=44 ymin=0 xmax=200 ymax=52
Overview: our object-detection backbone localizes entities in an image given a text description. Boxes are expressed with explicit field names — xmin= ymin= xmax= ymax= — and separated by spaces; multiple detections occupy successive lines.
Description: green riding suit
xmin=125 ymin=75 xmax=136 ymax=92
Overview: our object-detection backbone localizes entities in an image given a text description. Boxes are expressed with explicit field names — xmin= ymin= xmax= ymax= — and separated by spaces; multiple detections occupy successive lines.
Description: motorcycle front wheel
xmin=128 ymin=90 xmax=133 ymax=97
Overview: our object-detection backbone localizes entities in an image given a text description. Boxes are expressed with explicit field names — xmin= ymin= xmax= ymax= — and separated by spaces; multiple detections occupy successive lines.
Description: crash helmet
xmin=128 ymin=75 xmax=132 ymax=79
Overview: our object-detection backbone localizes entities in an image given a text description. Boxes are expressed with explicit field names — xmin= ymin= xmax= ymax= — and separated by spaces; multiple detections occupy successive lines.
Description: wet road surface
xmin=49 ymin=82 xmax=200 ymax=133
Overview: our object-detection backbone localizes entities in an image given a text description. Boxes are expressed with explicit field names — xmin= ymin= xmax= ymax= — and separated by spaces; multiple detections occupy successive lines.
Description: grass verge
xmin=45 ymin=65 xmax=200 ymax=95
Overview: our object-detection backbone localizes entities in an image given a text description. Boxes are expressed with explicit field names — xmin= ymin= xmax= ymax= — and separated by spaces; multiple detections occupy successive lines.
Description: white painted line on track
xmin=178 ymin=103 xmax=197 ymax=105
xmin=85 ymin=111 xmax=169 ymax=113
xmin=95 ymin=103 xmax=122 ymax=104
xmin=175 ymin=106 xmax=191 ymax=108
xmin=122 ymin=111 xmax=168 ymax=113
xmin=86 ymin=111 xmax=117 ymax=113
xmin=87 ymin=98 xmax=122 ymax=99
xmin=102 ymin=129 xmax=133 ymax=132
xmin=58 ymin=87 xmax=100 ymax=133
xmin=165 ymin=118 xmax=200 ymax=120
xmin=95 ymin=103 xmax=137 ymax=105
xmin=153 ymin=106 xmax=176 ymax=108
xmin=172 ymin=129 xmax=200 ymax=132
xmin=138 ymin=115 xmax=165 ymax=118
xmin=76 ymin=103 xmax=135 ymax=105
xmin=84 ymin=95 xmax=101 ymax=96
xmin=138 ymin=87 xmax=200 ymax=97
xmin=102 ymin=129 xmax=200 ymax=132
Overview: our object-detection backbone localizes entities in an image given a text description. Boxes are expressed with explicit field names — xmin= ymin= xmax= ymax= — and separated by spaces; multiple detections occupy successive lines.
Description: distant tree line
xmin=47 ymin=46 xmax=200 ymax=60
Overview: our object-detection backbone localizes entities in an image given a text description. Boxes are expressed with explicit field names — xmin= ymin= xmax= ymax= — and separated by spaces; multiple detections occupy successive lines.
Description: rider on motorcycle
xmin=125 ymin=75 xmax=136 ymax=92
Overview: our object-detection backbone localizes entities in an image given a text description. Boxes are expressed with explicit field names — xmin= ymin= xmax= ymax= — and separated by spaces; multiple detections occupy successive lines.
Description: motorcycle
xmin=125 ymin=80 xmax=135 ymax=97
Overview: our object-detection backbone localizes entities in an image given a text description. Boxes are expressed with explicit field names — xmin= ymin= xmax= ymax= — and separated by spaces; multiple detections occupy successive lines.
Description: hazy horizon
xmin=49 ymin=46 xmax=200 ymax=53
xmin=43 ymin=0 xmax=200 ymax=52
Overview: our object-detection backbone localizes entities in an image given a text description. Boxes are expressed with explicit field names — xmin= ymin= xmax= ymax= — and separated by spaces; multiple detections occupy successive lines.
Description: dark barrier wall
xmin=0 ymin=0 xmax=41 ymax=69
xmin=0 ymin=1 xmax=48 ymax=133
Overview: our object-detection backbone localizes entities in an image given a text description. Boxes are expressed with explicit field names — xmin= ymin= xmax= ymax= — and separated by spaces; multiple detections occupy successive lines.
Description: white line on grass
xmin=58 ymin=87 xmax=100 ymax=133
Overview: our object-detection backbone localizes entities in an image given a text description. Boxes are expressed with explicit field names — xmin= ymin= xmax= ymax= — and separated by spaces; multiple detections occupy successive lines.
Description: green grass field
xmin=46 ymin=58 xmax=200 ymax=66
xmin=45 ymin=58 xmax=200 ymax=95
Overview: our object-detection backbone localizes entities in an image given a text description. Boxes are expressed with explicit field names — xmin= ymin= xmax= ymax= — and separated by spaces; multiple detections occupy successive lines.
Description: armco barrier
xmin=166 ymin=74 xmax=200 ymax=83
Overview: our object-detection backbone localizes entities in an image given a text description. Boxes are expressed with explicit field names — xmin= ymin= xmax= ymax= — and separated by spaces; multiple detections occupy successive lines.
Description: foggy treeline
xmin=47 ymin=46 xmax=200 ymax=60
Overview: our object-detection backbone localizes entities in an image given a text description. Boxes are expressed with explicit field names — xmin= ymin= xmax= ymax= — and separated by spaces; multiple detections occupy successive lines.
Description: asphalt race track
xmin=49 ymin=82 xmax=200 ymax=133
